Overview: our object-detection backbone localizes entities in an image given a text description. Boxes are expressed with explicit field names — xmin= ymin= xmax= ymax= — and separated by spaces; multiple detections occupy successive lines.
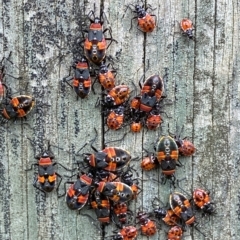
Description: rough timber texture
xmin=0 ymin=0 xmax=240 ymax=239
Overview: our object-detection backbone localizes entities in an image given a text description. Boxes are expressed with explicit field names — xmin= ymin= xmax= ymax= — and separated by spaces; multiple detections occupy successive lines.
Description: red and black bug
xmin=171 ymin=126 xmax=196 ymax=156
xmin=169 ymin=191 xmax=195 ymax=226
xmin=180 ymin=18 xmax=194 ymax=39
xmin=91 ymin=189 xmax=111 ymax=224
xmin=25 ymin=141 xmax=70 ymax=196
xmin=156 ymin=136 xmax=180 ymax=183
xmin=193 ymin=188 xmax=215 ymax=215
xmin=1 ymin=94 xmax=35 ymax=122
xmin=174 ymin=136 xmax=196 ymax=157
xmin=141 ymin=147 xmax=158 ymax=171
xmin=83 ymin=10 xmax=117 ymax=65
xmin=106 ymin=105 xmax=125 ymax=130
xmin=64 ymin=172 xmax=93 ymax=211
xmin=110 ymin=226 xmax=138 ymax=240
xmin=103 ymin=84 xmax=130 ymax=107
xmin=126 ymin=4 xmax=156 ymax=32
xmin=112 ymin=202 xmax=132 ymax=226
xmin=151 ymin=197 xmax=181 ymax=226
xmin=130 ymin=120 xmax=142 ymax=133
xmin=84 ymin=146 xmax=132 ymax=172
xmin=140 ymin=74 xmax=164 ymax=101
xmin=145 ymin=107 xmax=163 ymax=130
xmin=96 ymin=181 xmax=133 ymax=203
xmin=167 ymin=225 xmax=183 ymax=240
xmin=136 ymin=211 xmax=157 ymax=236
xmin=97 ymin=61 xmax=116 ymax=91
xmin=63 ymin=57 xmax=92 ymax=99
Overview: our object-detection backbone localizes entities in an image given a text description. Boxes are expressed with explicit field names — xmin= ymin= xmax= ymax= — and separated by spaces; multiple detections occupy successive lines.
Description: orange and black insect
xmin=63 ymin=57 xmax=92 ymax=99
xmin=126 ymin=4 xmax=156 ymax=33
xmin=154 ymin=207 xmax=180 ymax=226
xmin=130 ymin=120 xmax=142 ymax=133
xmin=193 ymin=188 xmax=215 ymax=215
xmin=174 ymin=136 xmax=196 ymax=157
xmin=169 ymin=192 xmax=195 ymax=226
xmin=64 ymin=172 xmax=93 ymax=211
xmin=152 ymin=197 xmax=180 ymax=226
xmin=104 ymin=85 xmax=130 ymax=107
xmin=96 ymin=181 xmax=133 ymax=203
xmin=83 ymin=10 xmax=117 ymax=65
xmin=106 ymin=106 xmax=125 ymax=130
xmin=1 ymin=94 xmax=35 ymax=122
xmin=167 ymin=226 xmax=183 ymax=240
xmin=110 ymin=226 xmax=138 ymax=240
xmin=91 ymin=190 xmax=111 ymax=224
xmin=112 ymin=202 xmax=132 ymax=226
xmin=171 ymin=127 xmax=196 ymax=156
xmin=141 ymin=148 xmax=158 ymax=171
xmin=84 ymin=146 xmax=132 ymax=172
xmin=145 ymin=108 xmax=163 ymax=130
xmin=140 ymin=75 xmax=164 ymax=101
xmin=180 ymin=18 xmax=194 ymax=39
xmin=25 ymin=141 xmax=69 ymax=196
xmin=136 ymin=211 xmax=157 ymax=236
xmin=156 ymin=136 xmax=180 ymax=182
xmin=97 ymin=61 xmax=116 ymax=90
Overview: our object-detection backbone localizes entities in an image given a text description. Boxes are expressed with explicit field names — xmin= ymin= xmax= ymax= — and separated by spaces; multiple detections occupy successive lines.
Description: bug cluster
xmin=0 ymin=1 xmax=215 ymax=239
xmin=150 ymin=186 xmax=216 ymax=238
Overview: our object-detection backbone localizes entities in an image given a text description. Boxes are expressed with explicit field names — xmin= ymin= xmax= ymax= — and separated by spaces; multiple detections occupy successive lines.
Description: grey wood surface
xmin=0 ymin=0 xmax=239 ymax=239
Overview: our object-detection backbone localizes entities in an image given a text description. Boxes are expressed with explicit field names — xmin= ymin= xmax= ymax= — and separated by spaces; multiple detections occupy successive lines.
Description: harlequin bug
xmin=83 ymin=10 xmax=117 ymax=65
xmin=180 ymin=18 xmax=194 ymax=39
xmin=156 ymin=136 xmax=180 ymax=182
xmin=64 ymin=172 xmax=93 ymax=211
xmin=97 ymin=61 xmax=116 ymax=90
xmin=126 ymin=4 xmax=156 ymax=32
xmin=63 ymin=57 xmax=92 ymax=99
xmin=106 ymin=105 xmax=125 ymax=130
xmin=167 ymin=226 xmax=183 ymax=240
xmin=169 ymin=192 xmax=195 ymax=226
xmin=110 ymin=226 xmax=138 ymax=240
xmin=25 ymin=141 xmax=70 ymax=196
xmin=103 ymin=85 xmax=130 ymax=107
xmin=96 ymin=181 xmax=133 ymax=203
xmin=193 ymin=188 xmax=215 ymax=215
xmin=0 ymin=93 xmax=35 ymax=122
xmin=136 ymin=211 xmax=157 ymax=236
xmin=91 ymin=190 xmax=111 ymax=223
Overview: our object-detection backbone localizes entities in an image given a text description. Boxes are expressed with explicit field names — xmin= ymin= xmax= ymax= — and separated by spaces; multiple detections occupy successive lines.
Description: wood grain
xmin=0 ymin=0 xmax=239 ymax=239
